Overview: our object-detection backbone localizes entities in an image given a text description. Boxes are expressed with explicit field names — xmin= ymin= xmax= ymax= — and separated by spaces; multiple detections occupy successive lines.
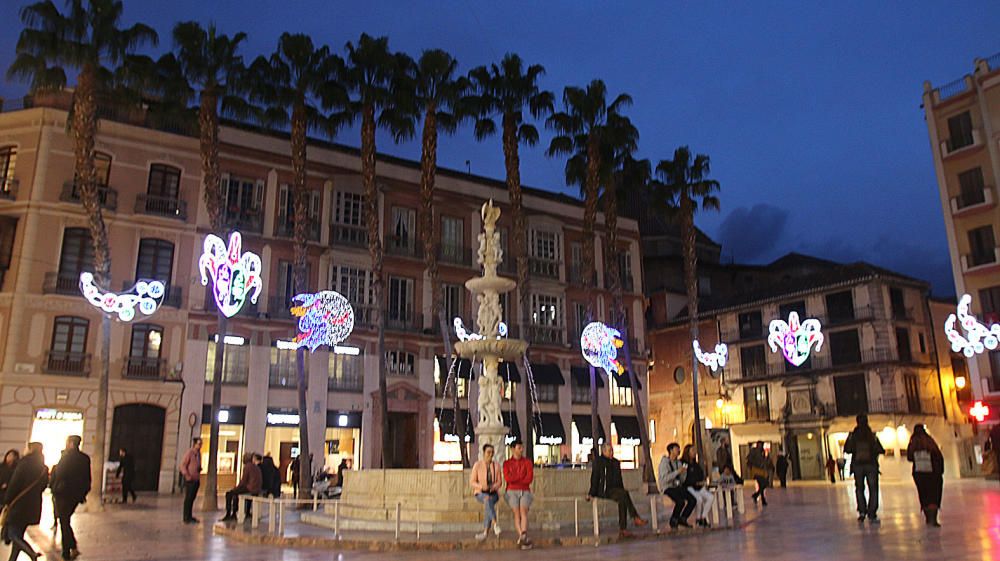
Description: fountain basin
xmin=454 ymin=339 xmax=528 ymax=361
xmin=465 ymin=276 xmax=516 ymax=294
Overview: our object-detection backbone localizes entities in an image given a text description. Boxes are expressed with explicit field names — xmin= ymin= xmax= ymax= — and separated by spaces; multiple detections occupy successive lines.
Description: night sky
xmin=3 ymin=1 xmax=998 ymax=296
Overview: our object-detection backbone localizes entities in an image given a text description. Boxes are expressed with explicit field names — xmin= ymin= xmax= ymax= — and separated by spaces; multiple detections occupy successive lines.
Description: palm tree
xmin=251 ymin=32 xmax=345 ymax=496
xmin=650 ymin=147 xmax=720 ymax=463
xmin=546 ymin=79 xmax=631 ymax=460
xmin=341 ymin=33 xmax=413 ymax=468
xmin=8 ymin=0 xmax=157 ymax=506
xmin=408 ymin=49 xmax=471 ymax=467
xmin=158 ymin=21 xmax=250 ymax=509
xmin=467 ymin=54 xmax=552 ymax=458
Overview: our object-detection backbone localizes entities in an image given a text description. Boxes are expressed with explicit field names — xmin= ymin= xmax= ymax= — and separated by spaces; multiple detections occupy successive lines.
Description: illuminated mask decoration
xmin=768 ymin=312 xmax=824 ymax=367
xmin=199 ymin=232 xmax=262 ymax=318
xmin=693 ymin=340 xmax=728 ymax=372
xmin=291 ymin=291 xmax=355 ymax=352
xmin=453 ymin=317 xmax=507 ymax=341
xmin=944 ymin=294 xmax=1000 ymax=357
xmin=79 ymin=272 xmax=165 ymax=322
xmin=580 ymin=321 xmax=624 ymax=375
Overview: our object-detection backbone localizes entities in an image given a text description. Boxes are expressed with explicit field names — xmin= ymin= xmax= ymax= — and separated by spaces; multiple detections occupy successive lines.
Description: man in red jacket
xmin=503 ymin=439 xmax=534 ymax=549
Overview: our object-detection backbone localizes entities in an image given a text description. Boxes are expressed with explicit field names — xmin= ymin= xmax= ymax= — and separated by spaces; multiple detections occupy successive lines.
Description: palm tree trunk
xmin=583 ymin=135 xmax=601 ymax=459
xmin=502 ymin=113 xmax=532 ymax=459
xmin=680 ymin=195 xmax=704 ymax=463
xmin=291 ymin=101 xmax=313 ymax=495
xmin=361 ymin=103 xmax=390 ymax=468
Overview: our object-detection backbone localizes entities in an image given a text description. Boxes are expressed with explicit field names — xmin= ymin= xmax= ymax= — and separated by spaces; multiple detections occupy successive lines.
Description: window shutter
xmin=310 ymin=191 xmax=321 ymax=220
xmin=255 ymin=179 xmax=265 ymax=209
xmin=220 ymin=173 xmax=231 ymax=205
xmin=278 ymin=184 xmax=289 ymax=222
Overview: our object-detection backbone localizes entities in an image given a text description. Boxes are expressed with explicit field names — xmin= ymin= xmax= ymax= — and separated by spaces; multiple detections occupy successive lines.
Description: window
xmin=205 ymin=338 xmax=249 ymax=385
xmin=618 ymin=251 xmax=633 ymax=290
xmin=980 ymin=285 xmax=1000 ymax=319
xmin=434 ymin=357 xmax=468 ymax=398
xmin=276 ymin=260 xmax=310 ymax=302
xmin=48 ymin=316 xmax=90 ymax=374
xmin=531 ymin=230 xmax=559 ymax=260
xmin=698 ymin=275 xmax=711 ymax=297
xmin=740 ymin=345 xmax=766 ymax=378
xmin=825 ymin=290 xmax=855 ymax=324
xmin=833 ymin=373 xmax=868 ymax=416
xmin=918 ymin=333 xmax=926 ymax=354
xmin=673 ymin=366 xmax=685 ymax=385
xmin=441 ymin=216 xmax=464 ymax=262
xmin=147 ymin=164 xmax=180 ymax=199
xmin=570 ymin=243 xmax=584 ymax=282
xmin=387 ymin=276 xmax=414 ymax=327
xmin=334 ymin=191 xmax=364 ymax=226
xmin=779 ymin=300 xmax=806 ymax=320
xmin=571 ymin=302 xmax=588 ymax=342
xmin=94 ymin=152 xmax=112 ymax=186
xmin=269 ymin=342 xmax=297 ymax=387
xmin=386 ymin=350 xmax=415 ymax=376
xmin=443 ymin=283 xmax=463 ymax=321
xmin=135 ymin=238 xmax=174 ymax=285
xmin=829 ymin=330 xmax=862 ymax=366
xmin=335 ymin=266 xmax=373 ymax=325
xmin=531 ymin=294 xmax=562 ymax=327
xmin=947 ymin=111 xmax=974 ymax=150
xmin=571 ymin=374 xmax=590 ymax=403
xmin=744 ymin=385 xmax=770 ymax=422
xmin=127 ymin=323 xmax=163 ymax=378
xmin=536 ymin=384 xmax=558 ymax=402
xmin=957 ymin=167 xmax=986 ymax=207
xmin=738 ymin=311 xmax=762 ymax=338
xmin=499 ymin=292 xmax=511 ymax=326
xmin=889 ymin=287 xmax=907 ymax=319
xmin=222 ymin=175 xmax=263 ymax=231
xmin=609 ymin=375 xmax=633 ymax=407
xmin=389 ymin=206 xmax=416 ymax=254
xmin=896 ymin=327 xmax=912 ymax=362
xmin=968 ymin=226 xmax=996 ymax=267
xmin=990 ymin=352 xmax=1000 ymax=392
xmin=57 ymin=228 xmax=94 ymax=281
xmin=277 ymin=185 xmax=320 ymax=238
xmin=904 ymin=374 xmax=921 ymax=414
xmin=0 ymin=146 xmax=15 ymax=194
xmin=329 ymin=351 xmax=364 ymax=392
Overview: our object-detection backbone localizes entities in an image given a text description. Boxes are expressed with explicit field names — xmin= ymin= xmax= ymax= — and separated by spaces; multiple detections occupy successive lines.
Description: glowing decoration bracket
xmin=199 ymin=231 xmax=262 ymax=318
xmin=693 ymin=340 xmax=728 ymax=372
xmin=970 ymin=401 xmax=990 ymax=423
xmin=768 ymin=311 xmax=824 ymax=367
xmin=79 ymin=272 xmax=165 ymax=322
xmin=291 ymin=291 xmax=355 ymax=352
xmin=454 ymin=317 xmax=507 ymax=342
xmin=944 ymin=294 xmax=1000 ymax=357
xmin=580 ymin=321 xmax=625 ymax=376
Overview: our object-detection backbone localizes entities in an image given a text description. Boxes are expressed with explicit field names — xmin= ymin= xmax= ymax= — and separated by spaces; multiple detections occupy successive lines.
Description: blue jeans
xmin=853 ymin=463 xmax=879 ymax=516
xmin=475 ymin=492 xmax=499 ymax=529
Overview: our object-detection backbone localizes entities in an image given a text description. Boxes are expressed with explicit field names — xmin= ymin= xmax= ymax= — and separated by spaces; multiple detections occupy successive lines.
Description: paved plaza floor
xmin=8 ymin=478 xmax=999 ymax=560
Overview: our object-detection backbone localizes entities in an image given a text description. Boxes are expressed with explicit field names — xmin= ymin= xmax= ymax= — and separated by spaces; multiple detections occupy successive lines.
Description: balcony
xmin=46 ymin=351 xmax=90 ymax=376
xmin=274 ymin=219 xmax=321 ymax=242
xmin=438 ymin=243 xmax=473 ymax=267
xmin=43 ymin=272 xmax=80 ymax=295
xmin=386 ymin=236 xmax=421 ymax=259
xmin=940 ymin=128 xmax=982 ymax=158
xmin=386 ymin=308 xmax=420 ymax=332
xmin=268 ymin=295 xmax=295 ymax=320
xmin=328 ymin=373 xmax=363 ymax=393
xmin=0 ymin=177 xmax=18 ymax=200
xmin=827 ymin=397 xmax=923 ymax=417
xmin=330 ymin=223 xmax=368 ymax=248
xmin=122 ymin=280 xmax=182 ymax=308
xmin=351 ymin=304 xmax=376 ymax=329
xmin=951 ymin=187 xmax=995 ymax=217
xmin=529 ymin=257 xmax=560 ymax=280
xmin=526 ymin=325 xmax=565 ymax=346
xmin=721 ymin=326 xmax=767 ymax=343
xmin=821 ymin=305 xmax=875 ymax=326
xmin=568 ymin=265 xmax=596 ymax=287
xmin=961 ymin=247 xmax=1000 ymax=273
xmin=268 ymin=364 xmax=297 ymax=388
xmin=222 ymin=208 xmax=263 ymax=234
xmin=134 ymin=194 xmax=187 ymax=221
xmin=60 ymin=181 xmax=118 ymax=211
xmin=123 ymin=357 xmax=165 ymax=379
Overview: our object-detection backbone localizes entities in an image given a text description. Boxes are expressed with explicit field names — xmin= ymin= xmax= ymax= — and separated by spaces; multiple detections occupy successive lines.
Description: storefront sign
xmin=768 ymin=312 xmax=824 ymax=366
xmin=79 ymin=272 xmax=165 ymax=321
xmin=199 ymin=231 xmax=262 ymax=318
xmin=34 ymin=409 xmax=82 ymax=422
xmin=267 ymin=413 xmax=300 ymax=426
xmin=538 ymin=435 xmax=564 ymax=445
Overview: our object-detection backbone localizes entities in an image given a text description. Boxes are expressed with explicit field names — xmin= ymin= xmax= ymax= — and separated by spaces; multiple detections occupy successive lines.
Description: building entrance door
xmin=794 ymin=431 xmax=824 ymax=480
xmin=387 ymin=412 xmax=418 ymax=468
xmin=109 ymin=404 xmax=165 ymax=491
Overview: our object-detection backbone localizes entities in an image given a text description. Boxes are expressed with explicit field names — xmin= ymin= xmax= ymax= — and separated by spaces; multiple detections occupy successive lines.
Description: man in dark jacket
xmin=115 ymin=447 xmax=136 ymax=503
xmin=844 ymin=414 xmax=885 ymax=524
xmin=587 ymin=443 xmax=647 ymax=537
xmin=50 ymin=435 xmax=91 ymax=560
xmin=3 ymin=442 xmax=47 ymax=561
xmin=222 ymin=453 xmax=262 ymax=521
xmin=259 ymin=454 xmax=281 ymax=498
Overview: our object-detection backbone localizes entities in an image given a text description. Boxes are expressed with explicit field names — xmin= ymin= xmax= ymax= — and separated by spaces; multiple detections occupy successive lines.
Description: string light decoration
xmin=768 ymin=311 xmax=824 ymax=367
xmin=580 ymin=321 xmax=624 ymax=375
xmin=291 ymin=291 xmax=355 ymax=352
xmin=199 ymin=231 xmax=262 ymax=318
xmin=693 ymin=340 xmax=728 ymax=372
xmin=79 ymin=272 xmax=165 ymax=322
xmin=453 ymin=317 xmax=507 ymax=341
xmin=944 ymin=294 xmax=1000 ymax=357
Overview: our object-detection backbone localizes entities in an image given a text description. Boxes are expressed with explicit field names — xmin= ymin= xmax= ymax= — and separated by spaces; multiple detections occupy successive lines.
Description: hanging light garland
xmin=78 ymin=272 xmax=165 ymax=322
xmin=291 ymin=290 xmax=355 ymax=351
xmin=693 ymin=340 xmax=728 ymax=372
xmin=199 ymin=231 xmax=262 ymax=318
xmin=580 ymin=321 xmax=624 ymax=376
xmin=768 ymin=311 xmax=824 ymax=367
xmin=453 ymin=317 xmax=507 ymax=341
xmin=944 ymin=294 xmax=1000 ymax=357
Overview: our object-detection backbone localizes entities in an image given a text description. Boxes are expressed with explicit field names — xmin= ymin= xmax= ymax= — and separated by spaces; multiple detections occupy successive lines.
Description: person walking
xmin=680 ymin=444 xmax=714 ymax=528
xmin=906 ymin=424 xmax=945 ymax=527
xmin=222 ymin=454 xmax=262 ymax=522
xmin=657 ymin=442 xmax=693 ymax=528
xmin=49 ymin=436 xmax=91 ymax=561
xmin=776 ymin=449 xmax=790 ymax=488
xmin=747 ymin=442 xmax=770 ymax=506
xmin=844 ymin=414 xmax=885 ymax=524
xmin=587 ymin=443 xmax=648 ymax=538
xmin=470 ymin=443 xmax=503 ymax=540
xmin=2 ymin=442 xmax=47 ymax=561
xmin=715 ymin=437 xmax=740 ymax=483
xmin=258 ymin=454 xmax=281 ymax=498
xmin=825 ymin=457 xmax=837 ymax=484
xmin=503 ymin=439 xmax=534 ymax=549
xmin=115 ymin=448 xmax=136 ymax=504
xmin=289 ymin=456 xmax=300 ymax=499
xmin=179 ymin=438 xmax=202 ymax=524
xmin=0 ymin=449 xmax=19 ymax=503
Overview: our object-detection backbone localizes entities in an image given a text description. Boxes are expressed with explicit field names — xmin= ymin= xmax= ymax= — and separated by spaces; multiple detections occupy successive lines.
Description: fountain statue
xmin=454 ymin=200 xmax=528 ymax=452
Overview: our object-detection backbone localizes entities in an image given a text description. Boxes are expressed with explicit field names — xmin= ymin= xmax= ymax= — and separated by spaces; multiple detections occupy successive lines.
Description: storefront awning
xmin=535 ymin=413 xmax=566 ymax=444
xmin=611 ymin=415 xmax=641 ymax=443
xmin=571 ymin=365 xmax=605 ymax=388
xmin=612 ymin=369 xmax=642 ymax=390
xmin=502 ymin=410 xmax=521 ymax=440
xmin=436 ymin=408 xmax=475 ymax=442
xmin=573 ymin=414 xmax=606 ymax=444
xmin=326 ymin=410 xmax=362 ymax=429
xmin=499 ymin=360 xmax=522 ymax=383
xmin=436 ymin=356 xmax=476 ymax=379
xmin=530 ymin=363 xmax=565 ymax=385
xmin=202 ymin=405 xmax=246 ymax=425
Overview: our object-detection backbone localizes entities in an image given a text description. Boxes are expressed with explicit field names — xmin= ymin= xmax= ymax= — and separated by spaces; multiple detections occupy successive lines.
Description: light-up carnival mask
xmin=693 ymin=340 xmax=728 ymax=372
xmin=79 ymin=272 xmax=165 ymax=322
xmin=291 ymin=291 xmax=355 ymax=351
xmin=944 ymin=294 xmax=1000 ymax=357
xmin=768 ymin=311 xmax=824 ymax=367
xmin=199 ymin=232 xmax=262 ymax=318
xmin=580 ymin=321 xmax=624 ymax=375
xmin=453 ymin=317 xmax=508 ymax=341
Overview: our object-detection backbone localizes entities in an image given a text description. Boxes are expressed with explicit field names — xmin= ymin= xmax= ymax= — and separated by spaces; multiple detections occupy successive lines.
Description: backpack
xmin=851 ymin=432 xmax=874 ymax=463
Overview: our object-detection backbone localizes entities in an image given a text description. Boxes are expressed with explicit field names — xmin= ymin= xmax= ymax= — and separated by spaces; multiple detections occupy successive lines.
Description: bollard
xmin=268 ymin=497 xmax=276 ymax=534
xmin=277 ymin=500 xmax=285 ymax=536
xmin=650 ymin=496 xmax=659 ymax=531
xmin=334 ymin=501 xmax=341 ymax=540
xmin=574 ymin=499 xmax=579 ymax=537
xmin=723 ymin=489 xmax=733 ymax=523
xmin=251 ymin=497 xmax=259 ymax=529
xmin=395 ymin=502 xmax=401 ymax=541
xmin=592 ymin=498 xmax=600 ymax=546
xmin=416 ymin=504 xmax=421 ymax=541
xmin=711 ymin=490 xmax=720 ymax=526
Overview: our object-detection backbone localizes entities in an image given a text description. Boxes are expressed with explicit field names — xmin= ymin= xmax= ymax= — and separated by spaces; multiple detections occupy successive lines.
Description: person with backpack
xmin=2 ymin=442 xmax=47 ymax=561
xmin=844 ymin=414 xmax=885 ymax=523
xmin=906 ymin=424 xmax=945 ymax=527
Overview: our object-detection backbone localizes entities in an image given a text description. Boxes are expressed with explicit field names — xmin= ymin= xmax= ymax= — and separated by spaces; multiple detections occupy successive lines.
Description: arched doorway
xmin=110 ymin=404 xmax=165 ymax=491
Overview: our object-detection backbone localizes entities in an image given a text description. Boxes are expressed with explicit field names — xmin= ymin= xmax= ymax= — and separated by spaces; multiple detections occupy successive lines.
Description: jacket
xmin=2 ymin=452 xmax=48 ymax=527
xmin=503 ymin=457 xmax=533 ymax=492
xmin=589 ymin=455 xmax=625 ymax=498
xmin=116 ymin=454 xmax=135 ymax=481
xmin=50 ymin=448 xmax=91 ymax=505
xmin=180 ymin=447 xmax=201 ymax=482
xmin=844 ymin=428 xmax=885 ymax=468
xmin=469 ymin=459 xmax=502 ymax=494
xmin=683 ymin=461 xmax=707 ymax=490
xmin=906 ymin=434 xmax=944 ymax=475
xmin=715 ymin=445 xmax=733 ymax=471
xmin=657 ymin=456 xmax=686 ymax=491
xmin=258 ymin=457 xmax=281 ymax=496
xmin=775 ymin=454 xmax=789 ymax=475
xmin=235 ymin=462 xmax=262 ymax=494
xmin=0 ymin=461 xmax=16 ymax=504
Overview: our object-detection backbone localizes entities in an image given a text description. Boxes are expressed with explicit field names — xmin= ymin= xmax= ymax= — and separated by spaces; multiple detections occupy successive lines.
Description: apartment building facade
xmin=923 ymin=52 xmax=1000 ymax=431
xmin=0 ymin=94 xmax=648 ymax=493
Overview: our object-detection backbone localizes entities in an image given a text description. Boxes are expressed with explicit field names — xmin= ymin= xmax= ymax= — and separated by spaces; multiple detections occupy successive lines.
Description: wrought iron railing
xmin=134 ymin=194 xmax=187 ymax=220
xmin=46 ymin=351 xmax=90 ymax=376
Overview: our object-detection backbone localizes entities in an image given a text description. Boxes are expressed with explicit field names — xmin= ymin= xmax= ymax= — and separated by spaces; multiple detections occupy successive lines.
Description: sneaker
xmin=523 ymin=536 xmax=533 ymax=546
xmin=493 ymin=522 xmax=501 ymax=537
xmin=761 ymin=498 xmax=768 ymax=507
xmin=634 ymin=517 xmax=648 ymax=527
xmin=668 ymin=518 xmax=679 ymax=529
xmin=520 ymin=542 xmax=534 ymax=550
xmin=474 ymin=530 xmax=488 ymax=541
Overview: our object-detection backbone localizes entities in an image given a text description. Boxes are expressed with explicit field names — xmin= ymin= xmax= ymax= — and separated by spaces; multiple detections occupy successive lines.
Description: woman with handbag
xmin=906 ymin=424 xmax=945 ymax=527
xmin=747 ymin=441 xmax=771 ymax=506
xmin=2 ymin=442 xmax=47 ymax=561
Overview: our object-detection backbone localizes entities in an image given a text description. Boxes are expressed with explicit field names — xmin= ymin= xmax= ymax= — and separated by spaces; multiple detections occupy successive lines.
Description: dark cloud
xmin=718 ymin=204 xmax=791 ymax=263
